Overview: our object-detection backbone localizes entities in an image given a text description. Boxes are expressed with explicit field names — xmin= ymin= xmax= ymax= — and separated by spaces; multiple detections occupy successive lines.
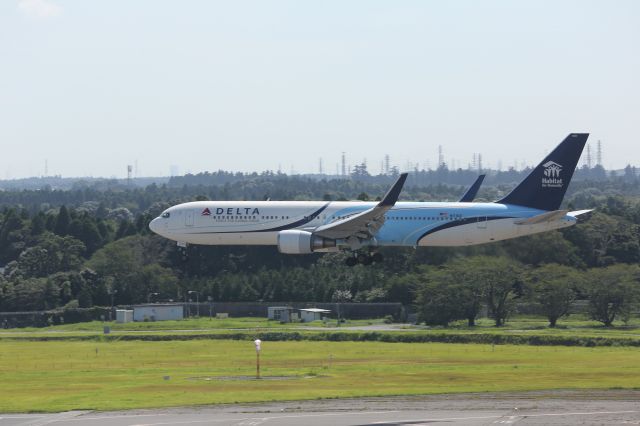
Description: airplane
xmin=149 ymin=133 xmax=591 ymax=266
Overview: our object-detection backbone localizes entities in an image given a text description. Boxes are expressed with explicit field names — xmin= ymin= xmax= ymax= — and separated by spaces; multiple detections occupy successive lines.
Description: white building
xmin=115 ymin=309 xmax=133 ymax=323
xmin=299 ymin=308 xmax=331 ymax=323
xmin=133 ymin=304 xmax=184 ymax=322
xmin=267 ymin=306 xmax=294 ymax=322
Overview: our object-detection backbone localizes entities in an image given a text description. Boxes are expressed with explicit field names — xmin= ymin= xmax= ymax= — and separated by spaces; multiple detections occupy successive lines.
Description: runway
xmin=1 ymin=390 xmax=639 ymax=426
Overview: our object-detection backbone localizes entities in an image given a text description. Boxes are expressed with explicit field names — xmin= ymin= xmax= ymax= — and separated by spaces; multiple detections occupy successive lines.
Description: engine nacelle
xmin=277 ymin=230 xmax=336 ymax=254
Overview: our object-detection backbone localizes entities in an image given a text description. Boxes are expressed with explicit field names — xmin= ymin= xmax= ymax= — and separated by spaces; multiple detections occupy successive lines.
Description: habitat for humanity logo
xmin=542 ymin=161 xmax=563 ymax=188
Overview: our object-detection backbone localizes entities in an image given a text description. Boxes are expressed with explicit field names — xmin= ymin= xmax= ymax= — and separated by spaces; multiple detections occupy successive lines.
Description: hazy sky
xmin=1 ymin=1 xmax=639 ymax=178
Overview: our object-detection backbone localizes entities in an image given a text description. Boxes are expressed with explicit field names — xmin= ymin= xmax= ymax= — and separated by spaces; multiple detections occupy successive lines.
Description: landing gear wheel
xmin=358 ymin=253 xmax=373 ymax=266
xmin=345 ymin=257 xmax=358 ymax=267
xmin=371 ymin=252 xmax=384 ymax=263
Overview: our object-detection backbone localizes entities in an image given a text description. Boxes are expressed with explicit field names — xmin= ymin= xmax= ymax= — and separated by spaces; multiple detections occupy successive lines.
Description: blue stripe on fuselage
xmin=330 ymin=202 xmax=545 ymax=246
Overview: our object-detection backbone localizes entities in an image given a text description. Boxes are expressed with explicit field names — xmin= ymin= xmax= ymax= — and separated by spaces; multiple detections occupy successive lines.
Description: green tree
xmin=415 ymin=273 xmax=465 ymax=326
xmin=414 ymin=260 xmax=484 ymax=327
xmin=586 ymin=264 xmax=639 ymax=327
xmin=1 ymin=277 xmax=49 ymax=311
xmin=54 ymin=205 xmax=71 ymax=236
xmin=525 ymin=264 xmax=583 ymax=327
xmin=0 ymin=209 xmax=27 ymax=264
xmin=87 ymin=235 xmax=173 ymax=304
xmin=30 ymin=212 xmax=46 ymax=236
xmin=465 ymin=256 xmax=523 ymax=327
xmin=11 ymin=232 xmax=85 ymax=278
xmin=77 ymin=287 xmax=93 ymax=308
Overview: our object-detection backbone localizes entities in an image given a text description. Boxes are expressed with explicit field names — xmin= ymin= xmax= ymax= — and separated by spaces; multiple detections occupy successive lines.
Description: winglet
xmin=459 ymin=174 xmax=486 ymax=202
xmin=378 ymin=173 xmax=408 ymax=207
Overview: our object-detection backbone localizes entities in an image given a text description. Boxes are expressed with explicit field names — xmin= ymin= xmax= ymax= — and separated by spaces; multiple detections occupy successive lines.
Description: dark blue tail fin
xmin=497 ymin=133 xmax=589 ymax=211
xmin=459 ymin=174 xmax=485 ymax=202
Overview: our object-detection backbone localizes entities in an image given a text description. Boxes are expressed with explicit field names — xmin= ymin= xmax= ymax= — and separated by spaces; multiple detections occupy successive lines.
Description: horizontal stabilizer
xmin=514 ymin=210 xmax=568 ymax=225
xmin=567 ymin=209 xmax=593 ymax=217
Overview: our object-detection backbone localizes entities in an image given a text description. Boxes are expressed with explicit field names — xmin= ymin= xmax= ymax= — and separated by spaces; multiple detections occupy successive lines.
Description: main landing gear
xmin=345 ymin=251 xmax=384 ymax=267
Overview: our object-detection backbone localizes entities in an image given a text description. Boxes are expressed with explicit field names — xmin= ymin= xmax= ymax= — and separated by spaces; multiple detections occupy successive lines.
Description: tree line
xmin=0 ymin=177 xmax=639 ymax=327
xmin=416 ymin=257 xmax=638 ymax=327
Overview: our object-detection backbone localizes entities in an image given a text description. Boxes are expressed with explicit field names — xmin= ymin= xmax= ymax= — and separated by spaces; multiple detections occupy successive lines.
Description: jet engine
xmin=277 ymin=230 xmax=336 ymax=254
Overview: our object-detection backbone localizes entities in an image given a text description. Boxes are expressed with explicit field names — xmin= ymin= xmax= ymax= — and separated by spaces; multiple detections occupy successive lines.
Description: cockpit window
xmin=161 ymin=212 xmax=170 ymax=218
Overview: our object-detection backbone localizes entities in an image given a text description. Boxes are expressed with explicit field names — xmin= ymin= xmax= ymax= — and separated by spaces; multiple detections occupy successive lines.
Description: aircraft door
xmin=477 ymin=216 xmax=487 ymax=229
xmin=185 ymin=210 xmax=195 ymax=227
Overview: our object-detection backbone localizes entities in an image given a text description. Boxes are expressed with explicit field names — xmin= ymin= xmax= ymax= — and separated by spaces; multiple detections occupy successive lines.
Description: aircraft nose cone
xmin=149 ymin=217 xmax=161 ymax=235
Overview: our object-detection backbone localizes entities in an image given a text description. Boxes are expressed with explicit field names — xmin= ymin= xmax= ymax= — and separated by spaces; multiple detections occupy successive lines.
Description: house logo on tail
xmin=542 ymin=161 xmax=563 ymax=188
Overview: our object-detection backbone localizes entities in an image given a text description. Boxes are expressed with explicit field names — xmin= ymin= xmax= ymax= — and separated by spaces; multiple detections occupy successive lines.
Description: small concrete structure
xmin=299 ymin=308 xmax=331 ymax=323
xmin=133 ymin=304 xmax=183 ymax=322
xmin=267 ymin=306 xmax=294 ymax=322
xmin=115 ymin=309 xmax=133 ymax=323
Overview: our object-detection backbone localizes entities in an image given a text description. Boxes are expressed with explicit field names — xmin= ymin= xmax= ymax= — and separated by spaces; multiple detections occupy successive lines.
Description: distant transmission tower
xmin=127 ymin=165 xmax=133 ymax=185
xmin=477 ymin=154 xmax=483 ymax=173
xmin=438 ymin=145 xmax=444 ymax=168
xmin=341 ymin=152 xmax=346 ymax=176
xmin=318 ymin=158 xmax=323 ymax=174
xmin=586 ymin=144 xmax=593 ymax=168
xmin=384 ymin=154 xmax=390 ymax=175
xmin=596 ymin=140 xmax=602 ymax=166
xmin=44 ymin=159 xmax=48 ymax=177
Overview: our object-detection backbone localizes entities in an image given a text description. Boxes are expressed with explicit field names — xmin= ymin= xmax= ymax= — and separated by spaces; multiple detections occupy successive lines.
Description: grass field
xmin=0 ymin=339 xmax=638 ymax=412
xmin=0 ymin=316 xmax=381 ymax=333
xmin=2 ymin=316 xmax=639 ymax=342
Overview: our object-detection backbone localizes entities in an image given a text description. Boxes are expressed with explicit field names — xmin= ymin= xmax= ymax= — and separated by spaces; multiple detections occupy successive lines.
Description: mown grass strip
xmin=2 ymin=330 xmax=640 ymax=347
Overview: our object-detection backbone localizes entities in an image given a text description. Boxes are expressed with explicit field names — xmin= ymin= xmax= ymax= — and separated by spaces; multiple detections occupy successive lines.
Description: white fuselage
xmin=149 ymin=200 xmax=577 ymax=249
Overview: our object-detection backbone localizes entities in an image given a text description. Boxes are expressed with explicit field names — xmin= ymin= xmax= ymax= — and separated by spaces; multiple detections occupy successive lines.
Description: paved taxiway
xmin=1 ymin=390 xmax=638 ymax=426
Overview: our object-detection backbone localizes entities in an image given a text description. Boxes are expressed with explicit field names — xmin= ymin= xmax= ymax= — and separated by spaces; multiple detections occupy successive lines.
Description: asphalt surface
xmin=1 ymin=390 xmax=639 ymax=426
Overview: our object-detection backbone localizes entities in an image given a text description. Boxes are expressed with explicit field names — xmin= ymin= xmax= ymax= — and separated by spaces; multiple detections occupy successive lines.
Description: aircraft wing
xmin=313 ymin=173 xmax=408 ymax=240
xmin=458 ymin=174 xmax=486 ymax=202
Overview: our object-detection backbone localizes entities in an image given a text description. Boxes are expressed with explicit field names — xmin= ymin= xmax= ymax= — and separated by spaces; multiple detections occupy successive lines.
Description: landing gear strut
xmin=345 ymin=251 xmax=384 ymax=267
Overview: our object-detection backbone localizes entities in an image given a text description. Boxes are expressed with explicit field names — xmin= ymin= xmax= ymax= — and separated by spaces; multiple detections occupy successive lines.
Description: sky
xmin=1 ymin=0 xmax=639 ymax=179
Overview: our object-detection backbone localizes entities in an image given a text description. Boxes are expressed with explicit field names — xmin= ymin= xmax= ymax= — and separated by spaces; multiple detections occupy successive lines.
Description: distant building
xmin=267 ymin=306 xmax=294 ymax=322
xmin=299 ymin=308 xmax=331 ymax=323
xmin=133 ymin=304 xmax=183 ymax=322
xmin=115 ymin=309 xmax=133 ymax=323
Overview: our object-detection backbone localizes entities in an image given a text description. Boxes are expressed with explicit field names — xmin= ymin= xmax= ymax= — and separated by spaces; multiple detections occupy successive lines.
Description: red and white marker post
xmin=254 ymin=339 xmax=261 ymax=379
